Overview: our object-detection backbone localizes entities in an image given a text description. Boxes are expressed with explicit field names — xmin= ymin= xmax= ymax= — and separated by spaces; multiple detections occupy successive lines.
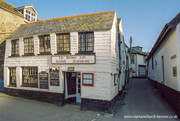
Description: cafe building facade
xmin=4 ymin=10 xmax=125 ymax=113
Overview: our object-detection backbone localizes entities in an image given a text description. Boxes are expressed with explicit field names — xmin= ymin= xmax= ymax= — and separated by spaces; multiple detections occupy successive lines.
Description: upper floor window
xmin=24 ymin=37 xmax=34 ymax=55
xmin=79 ymin=32 xmax=94 ymax=53
xmin=9 ymin=67 xmax=16 ymax=87
xmin=11 ymin=40 xmax=19 ymax=56
xmin=25 ymin=14 xmax=30 ymax=22
xmin=131 ymin=54 xmax=135 ymax=64
xmin=26 ymin=10 xmax=30 ymax=14
xmin=39 ymin=35 xmax=51 ymax=54
xmin=56 ymin=33 xmax=70 ymax=53
xmin=22 ymin=67 xmax=38 ymax=87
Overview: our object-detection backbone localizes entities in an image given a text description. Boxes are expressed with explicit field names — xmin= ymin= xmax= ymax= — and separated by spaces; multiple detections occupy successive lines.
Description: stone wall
xmin=0 ymin=8 xmax=24 ymax=80
xmin=0 ymin=8 xmax=24 ymax=43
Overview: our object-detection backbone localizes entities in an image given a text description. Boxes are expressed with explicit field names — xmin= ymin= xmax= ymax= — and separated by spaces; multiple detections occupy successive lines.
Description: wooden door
xmin=66 ymin=72 xmax=76 ymax=95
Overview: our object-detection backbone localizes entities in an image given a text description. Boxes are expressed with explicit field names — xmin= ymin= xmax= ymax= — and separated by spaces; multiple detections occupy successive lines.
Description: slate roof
xmin=7 ymin=10 xmax=115 ymax=39
xmin=131 ymin=48 xmax=147 ymax=56
xmin=146 ymin=12 xmax=180 ymax=60
xmin=0 ymin=0 xmax=23 ymax=17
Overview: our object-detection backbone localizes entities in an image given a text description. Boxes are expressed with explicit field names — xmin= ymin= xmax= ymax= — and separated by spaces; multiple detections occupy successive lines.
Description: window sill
xmin=37 ymin=52 xmax=52 ymax=56
xmin=8 ymin=85 xmax=16 ymax=87
xmin=76 ymin=52 xmax=95 ymax=55
xmin=9 ymin=55 xmax=20 ymax=58
xmin=21 ymin=84 xmax=38 ymax=88
xmin=55 ymin=52 xmax=71 ymax=55
xmin=22 ymin=53 xmax=35 ymax=57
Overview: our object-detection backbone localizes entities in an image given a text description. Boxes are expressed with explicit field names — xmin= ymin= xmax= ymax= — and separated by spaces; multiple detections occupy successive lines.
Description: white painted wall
xmin=4 ymin=13 xmax=126 ymax=101
xmin=129 ymin=54 xmax=146 ymax=77
xmin=4 ymin=29 xmax=118 ymax=101
xmin=148 ymin=28 xmax=179 ymax=91
xmin=176 ymin=23 xmax=180 ymax=91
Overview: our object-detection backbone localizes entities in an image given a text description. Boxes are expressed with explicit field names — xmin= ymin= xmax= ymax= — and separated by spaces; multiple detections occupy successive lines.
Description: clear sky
xmin=5 ymin=0 xmax=180 ymax=52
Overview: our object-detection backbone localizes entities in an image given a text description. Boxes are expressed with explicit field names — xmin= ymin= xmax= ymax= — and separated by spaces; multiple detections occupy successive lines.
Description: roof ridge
xmin=21 ymin=10 xmax=116 ymax=25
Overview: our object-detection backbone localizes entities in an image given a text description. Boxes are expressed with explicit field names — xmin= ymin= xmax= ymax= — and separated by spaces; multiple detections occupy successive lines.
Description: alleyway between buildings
xmin=113 ymin=78 xmax=179 ymax=121
xmin=0 ymin=78 xmax=179 ymax=121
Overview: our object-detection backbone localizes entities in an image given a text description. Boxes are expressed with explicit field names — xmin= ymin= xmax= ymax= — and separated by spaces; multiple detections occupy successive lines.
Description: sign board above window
xmin=52 ymin=55 xmax=95 ymax=64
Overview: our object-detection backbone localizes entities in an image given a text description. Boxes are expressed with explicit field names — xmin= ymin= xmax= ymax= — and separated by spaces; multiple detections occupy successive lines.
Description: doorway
xmin=64 ymin=72 xmax=81 ymax=103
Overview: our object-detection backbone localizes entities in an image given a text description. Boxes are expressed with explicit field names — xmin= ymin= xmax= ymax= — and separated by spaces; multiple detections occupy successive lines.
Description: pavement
xmin=0 ymin=78 xmax=179 ymax=121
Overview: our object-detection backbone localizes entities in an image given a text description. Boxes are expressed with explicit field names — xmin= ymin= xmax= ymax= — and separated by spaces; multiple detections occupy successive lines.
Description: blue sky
xmin=5 ymin=0 xmax=180 ymax=52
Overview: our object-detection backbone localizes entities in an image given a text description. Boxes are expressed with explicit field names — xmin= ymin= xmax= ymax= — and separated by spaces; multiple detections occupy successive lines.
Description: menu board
xmin=50 ymin=68 xmax=59 ymax=86
xmin=39 ymin=71 xmax=49 ymax=89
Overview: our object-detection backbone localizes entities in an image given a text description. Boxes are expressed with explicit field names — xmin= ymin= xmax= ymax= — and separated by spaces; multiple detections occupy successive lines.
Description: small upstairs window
xmin=39 ymin=35 xmax=51 ymax=54
xmin=24 ymin=37 xmax=34 ymax=55
xmin=11 ymin=39 xmax=19 ymax=56
xmin=56 ymin=33 xmax=70 ymax=53
xmin=131 ymin=54 xmax=135 ymax=64
xmin=79 ymin=32 xmax=94 ymax=54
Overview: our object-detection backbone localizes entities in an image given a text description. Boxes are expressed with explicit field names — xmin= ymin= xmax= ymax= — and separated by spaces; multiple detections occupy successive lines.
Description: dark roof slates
xmin=7 ymin=11 xmax=115 ymax=39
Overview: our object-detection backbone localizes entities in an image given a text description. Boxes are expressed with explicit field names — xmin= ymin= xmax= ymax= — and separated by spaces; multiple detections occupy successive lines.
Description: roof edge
xmin=21 ymin=10 xmax=116 ymax=26
xmin=0 ymin=5 xmax=24 ymax=18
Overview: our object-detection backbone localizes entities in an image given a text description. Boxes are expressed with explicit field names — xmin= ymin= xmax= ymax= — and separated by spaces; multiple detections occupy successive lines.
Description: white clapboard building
xmin=4 ymin=10 xmax=126 ymax=113
xmin=146 ymin=13 xmax=180 ymax=117
xmin=129 ymin=46 xmax=147 ymax=78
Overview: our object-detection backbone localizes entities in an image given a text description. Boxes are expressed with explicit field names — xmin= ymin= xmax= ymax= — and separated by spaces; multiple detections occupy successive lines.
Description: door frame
xmin=64 ymin=71 xmax=81 ymax=103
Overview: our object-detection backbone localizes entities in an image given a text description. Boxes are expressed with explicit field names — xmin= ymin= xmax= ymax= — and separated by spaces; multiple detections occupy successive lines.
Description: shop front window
xmin=79 ymin=32 xmax=94 ymax=54
xmin=22 ymin=67 xmax=38 ymax=87
xmin=82 ymin=73 xmax=93 ymax=86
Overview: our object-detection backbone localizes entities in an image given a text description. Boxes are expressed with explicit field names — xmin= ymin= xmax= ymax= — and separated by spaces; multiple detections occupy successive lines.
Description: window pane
xmin=57 ymin=34 xmax=70 ymax=53
xmin=79 ymin=32 xmax=94 ymax=53
xmin=9 ymin=68 xmax=16 ymax=86
xmin=11 ymin=40 xmax=19 ymax=56
xmin=39 ymin=35 xmax=51 ymax=53
xmin=22 ymin=67 xmax=38 ymax=87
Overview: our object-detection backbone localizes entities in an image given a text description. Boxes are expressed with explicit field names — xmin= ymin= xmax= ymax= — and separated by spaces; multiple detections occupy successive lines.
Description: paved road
xmin=113 ymin=78 xmax=179 ymax=121
xmin=0 ymin=78 xmax=179 ymax=121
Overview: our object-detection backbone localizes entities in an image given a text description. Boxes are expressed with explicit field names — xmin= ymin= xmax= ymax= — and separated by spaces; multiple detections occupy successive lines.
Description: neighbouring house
xmin=4 ymin=10 xmax=127 ymax=113
xmin=0 ymin=0 xmax=39 ymax=91
xmin=129 ymin=46 xmax=147 ymax=78
xmin=146 ymin=12 xmax=180 ymax=118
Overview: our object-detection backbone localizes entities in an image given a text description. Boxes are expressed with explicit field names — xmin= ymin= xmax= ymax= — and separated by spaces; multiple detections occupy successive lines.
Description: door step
xmin=64 ymin=103 xmax=81 ymax=110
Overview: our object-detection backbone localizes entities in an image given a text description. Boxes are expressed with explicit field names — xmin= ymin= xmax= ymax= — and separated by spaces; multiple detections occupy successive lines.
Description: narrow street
xmin=113 ymin=78 xmax=179 ymax=121
xmin=0 ymin=78 xmax=179 ymax=121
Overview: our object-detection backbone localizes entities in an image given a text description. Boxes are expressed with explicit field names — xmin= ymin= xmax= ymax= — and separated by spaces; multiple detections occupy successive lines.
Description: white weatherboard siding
xmin=4 ymin=30 xmax=115 ymax=100
xmin=176 ymin=23 xmax=180 ymax=91
xmin=110 ymin=13 xmax=119 ymax=99
xmin=148 ymin=28 xmax=179 ymax=91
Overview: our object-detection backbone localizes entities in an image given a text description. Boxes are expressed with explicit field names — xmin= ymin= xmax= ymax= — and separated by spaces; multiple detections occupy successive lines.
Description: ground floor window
xmin=22 ymin=67 xmax=38 ymax=87
xmin=82 ymin=73 xmax=93 ymax=86
xmin=9 ymin=67 xmax=16 ymax=86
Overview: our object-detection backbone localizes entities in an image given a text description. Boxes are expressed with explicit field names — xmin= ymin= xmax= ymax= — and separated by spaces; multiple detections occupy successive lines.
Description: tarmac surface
xmin=0 ymin=78 xmax=179 ymax=121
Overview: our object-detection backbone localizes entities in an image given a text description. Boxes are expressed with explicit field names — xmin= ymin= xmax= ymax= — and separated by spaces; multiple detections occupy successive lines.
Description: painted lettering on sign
xmin=39 ymin=71 xmax=49 ymax=89
xmin=52 ymin=55 xmax=95 ymax=64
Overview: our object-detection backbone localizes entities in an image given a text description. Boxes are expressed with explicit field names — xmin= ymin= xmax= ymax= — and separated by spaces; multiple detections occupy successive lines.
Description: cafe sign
xmin=52 ymin=55 xmax=95 ymax=64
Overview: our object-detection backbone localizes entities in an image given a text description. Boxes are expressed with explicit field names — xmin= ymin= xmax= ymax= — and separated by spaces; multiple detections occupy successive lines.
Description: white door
xmin=139 ymin=66 xmax=146 ymax=76
xmin=76 ymin=73 xmax=81 ymax=103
